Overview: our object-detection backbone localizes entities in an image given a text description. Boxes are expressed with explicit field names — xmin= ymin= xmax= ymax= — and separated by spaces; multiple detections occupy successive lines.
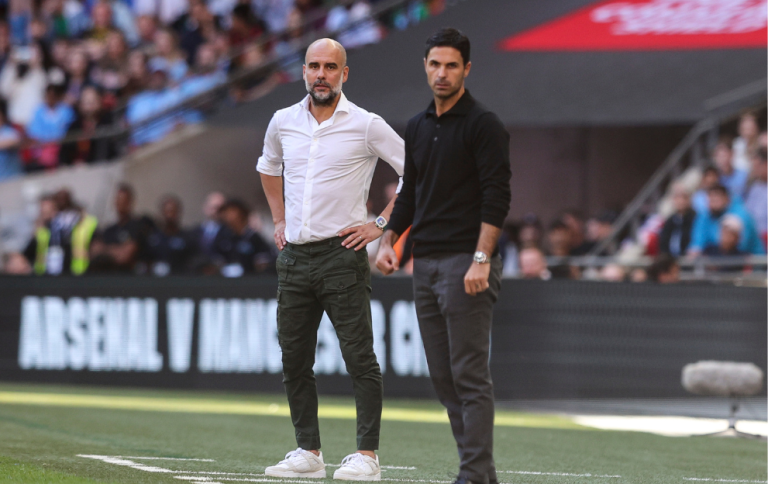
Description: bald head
xmin=303 ymin=38 xmax=349 ymax=107
xmin=305 ymin=38 xmax=347 ymax=67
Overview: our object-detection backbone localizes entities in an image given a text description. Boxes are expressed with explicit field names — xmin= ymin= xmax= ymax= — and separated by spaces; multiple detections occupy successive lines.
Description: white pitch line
xmin=174 ymin=477 xmax=454 ymax=483
xmin=118 ymin=456 xmax=216 ymax=462
xmin=325 ymin=464 xmax=416 ymax=470
xmin=504 ymin=470 xmax=621 ymax=478
xmin=683 ymin=479 xmax=768 ymax=483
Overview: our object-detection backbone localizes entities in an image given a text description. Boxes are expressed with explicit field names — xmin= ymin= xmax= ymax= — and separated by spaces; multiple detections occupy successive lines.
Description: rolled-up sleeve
xmin=256 ymin=113 xmax=284 ymax=176
xmin=366 ymin=115 xmax=404 ymax=192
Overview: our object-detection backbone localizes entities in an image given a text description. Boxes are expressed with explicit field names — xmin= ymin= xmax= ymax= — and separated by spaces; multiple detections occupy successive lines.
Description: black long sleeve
xmin=387 ymin=90 xmax=511 ymax=258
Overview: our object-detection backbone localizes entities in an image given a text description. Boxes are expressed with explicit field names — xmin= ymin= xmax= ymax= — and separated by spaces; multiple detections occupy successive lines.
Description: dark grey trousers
xmin=412 ymin=253 xmax=503 ymax=484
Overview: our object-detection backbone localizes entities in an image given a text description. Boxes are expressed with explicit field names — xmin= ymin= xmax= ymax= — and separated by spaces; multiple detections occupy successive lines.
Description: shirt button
xmin=436 ymin=124 xmax=440 ymax=128
xmin=304 ymin=223 xmax=307 ymax=226
xmin=434 ymin=136 xmax=438 ymax=141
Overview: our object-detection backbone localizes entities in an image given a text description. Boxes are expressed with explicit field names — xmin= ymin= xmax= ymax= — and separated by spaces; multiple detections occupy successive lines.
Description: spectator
xmin=59 ymin=85 xmax=116 ymax=165
xmin=692 ymin=166 xmax=720 ymax=215
xmin=133 ymin=0 xmax=188 ymax=26
xmin=646 ymin=254 xmax=680 ymax=284
xmin=599 ymin=263 xmax=626 ymax=282
xmin=135 ymin=15 xmax=158 ymax=55
xmin=175 ymin=0 xmax=220 ymax=65
xmin=216 ymin=198 xmax=274 ymax=276
xmin=145 ymin=194 xmax=195 ymax=275
xmin=179 ymin=42 xmax=225 ymax=120
xmin=228 ymin=4 xmax=265 ymax=61
xmin=519 ymin=247 xmax=550 ymax=280
xmin=84 ymin=1 xmax=115 ymax=43
xmin=229 ymin=41 xmax=279 ymax=103
xmin=190 ymin=190 xmax=227 ymax=261
xmin=27 ymin=83 xmax=75 ymax=142
xmin=0 ymin=22 xmax=11 ymax=73
xmin=126 ymin=67 xmax=180 ymax=146
xmin=586 ymin=210 xmax=617 ymax=255
xmin=252 ymin=0 xmax=294 ymax=33
xmin=89 ymin=183 xmax=145 ymax=273
xmin=21 ymin=194 xmax=57 ymax=273
xmin=688 ymin=184 xmax=765 ymax=255
xmin=545 ymin=220 xmax=578 ymax=279
xmin=560 ymin=209 xmax=591 ymax=255
xmin=499 ymin=220 xmax=519 ymax=277
xmin=629 ymin=267 xmax=647 ymax=283
xmin=273 ymin=6 xmax=303 ymax=82
xmin=63 ymin=46 xmax=90 ymax=105
xmin=120 ymin=49 xmax=148 ymax=100
xmin=149 ymin=28 xmax=188 ymax=83
xmin=2 ymin=251 xmax=32 ymax=274
xmin=733 ymin=110 xmax=762 ymax=172
xmin=91 ymin=30 xmax=129 ymax=102
xmin=24 ymin=188 xmax=98 ymax=275
xmin=743 ymin=147 xmax=767 ymax=244
xmin=518 ymin=213 xmax=542 ymax=249
xmin=712 ymin=136 xmax=748 ymax=200
xmin=703 ymin=214 xmax=748 ymax=258
xmin=0 ymin=99 xmax=22 ymax=181
xmin=26 ymin=83 xmax=75 ymax=169
xmin=0 ymin=43 xmax=49 ymax=126
xmin=658 ymin=182 xmax=696 ymax=256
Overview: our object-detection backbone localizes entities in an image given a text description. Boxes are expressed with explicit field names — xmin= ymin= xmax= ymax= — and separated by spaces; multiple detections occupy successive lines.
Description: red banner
xmin=499 ymin=0 xmax=768 ymax=51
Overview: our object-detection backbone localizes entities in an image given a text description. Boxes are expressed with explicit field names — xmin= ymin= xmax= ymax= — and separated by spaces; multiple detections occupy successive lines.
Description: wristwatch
xmin=374 ymin=216 xmax=388 ymax=231
xmin=473 ymin=251 xmax=489 ymax=264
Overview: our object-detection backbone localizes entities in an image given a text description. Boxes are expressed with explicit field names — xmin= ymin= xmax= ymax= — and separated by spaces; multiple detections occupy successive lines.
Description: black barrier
xmin=0 ymin=276 xmax=765 ymax=399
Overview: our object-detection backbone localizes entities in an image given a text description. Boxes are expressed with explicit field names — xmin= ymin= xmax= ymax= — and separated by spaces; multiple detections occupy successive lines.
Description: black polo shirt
xmin=388 ymin=90 xmax=511 ymax=257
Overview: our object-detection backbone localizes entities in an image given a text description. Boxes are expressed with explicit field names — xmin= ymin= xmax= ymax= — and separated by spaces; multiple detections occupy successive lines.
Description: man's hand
xmin=376 ymin=244 xmax=399 ymax=275
xmin=464 ymin=262 xmax=491 ymax=296
xmin=274 ymin=220 xmax=287 ymax=250
xmin=338 ymin=222 xmax=382 ymax=251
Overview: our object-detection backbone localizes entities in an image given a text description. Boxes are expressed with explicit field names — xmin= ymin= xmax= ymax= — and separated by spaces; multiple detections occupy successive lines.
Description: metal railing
xmin=588 ymin=80 xmax=768 ymax=257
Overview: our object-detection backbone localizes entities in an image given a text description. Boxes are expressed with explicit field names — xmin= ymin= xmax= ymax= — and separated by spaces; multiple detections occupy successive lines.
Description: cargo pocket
xmin=276 ymin=253 xmax=296 ymax=283
xmin=323 ymin=271 xmax=360 ymax=323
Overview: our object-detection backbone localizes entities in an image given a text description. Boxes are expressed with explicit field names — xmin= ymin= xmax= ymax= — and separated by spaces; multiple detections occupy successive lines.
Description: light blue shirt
xmin=26 ymin=103 xmax=75 ymax=142
xmin=720 ymin=169 xmax=749 ymax=199
xmin=178 ymin=71 xmax=226 ymax=124
xmin=126 ymin=89 xmax=181 ymax=146
xmin=744 ymin=182 xmax=767 ymax=235
xmin=0 ymin=125 xmax=21 ymax=181
xmin=690 ymin=200 xmax=765 ymax=254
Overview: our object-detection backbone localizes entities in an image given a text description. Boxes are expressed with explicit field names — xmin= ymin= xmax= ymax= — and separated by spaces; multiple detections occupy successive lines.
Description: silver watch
xmin=374 ymin=216 xmax=387 ymax=231
xmin=473 ymin=251 xmax=489 ymax=264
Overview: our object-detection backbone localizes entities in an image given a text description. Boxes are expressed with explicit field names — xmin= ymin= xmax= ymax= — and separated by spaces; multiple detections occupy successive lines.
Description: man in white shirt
xmin=257 ymin=38 xmax=404 ymax=481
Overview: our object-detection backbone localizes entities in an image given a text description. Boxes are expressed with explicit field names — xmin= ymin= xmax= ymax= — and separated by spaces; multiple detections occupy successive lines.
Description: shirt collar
xmin=301 ymin=92 xmax=350 ymax=115
xmin=426 ymin=89 xmax=474 ymax=118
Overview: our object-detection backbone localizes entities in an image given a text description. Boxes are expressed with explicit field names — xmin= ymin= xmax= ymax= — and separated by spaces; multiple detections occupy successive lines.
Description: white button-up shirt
xmin=257 ymin=93 xmax=404 ymax=244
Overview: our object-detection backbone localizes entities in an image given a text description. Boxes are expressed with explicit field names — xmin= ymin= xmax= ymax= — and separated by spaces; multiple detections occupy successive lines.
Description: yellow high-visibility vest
xmin=33 ymin=214 xmax=98 ymax=275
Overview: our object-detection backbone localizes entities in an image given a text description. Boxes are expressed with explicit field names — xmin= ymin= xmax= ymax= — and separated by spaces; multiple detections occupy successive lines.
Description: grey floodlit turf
xmin=0 ymin=384 xmax=765 ymax=484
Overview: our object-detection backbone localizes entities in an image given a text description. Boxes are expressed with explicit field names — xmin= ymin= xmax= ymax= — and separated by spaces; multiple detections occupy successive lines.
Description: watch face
xmin=375 ymin=216 xmax=387 ymax=228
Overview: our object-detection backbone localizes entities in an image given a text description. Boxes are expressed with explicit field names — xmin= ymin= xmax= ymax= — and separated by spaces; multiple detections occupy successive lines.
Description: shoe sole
xmin=265 ymin=469 xmax=327 ymax=478
xmin=333 ymin=472 xmax=381 ymax=481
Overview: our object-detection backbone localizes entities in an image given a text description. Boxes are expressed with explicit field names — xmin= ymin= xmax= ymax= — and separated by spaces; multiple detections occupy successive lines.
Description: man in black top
xmin=90 ymin=183 xmax=148 ymax=273
xmin=659 ymin=183 xmax=696 ymax=256
xmin=216 ymin=199 xmax=275 ymax=276
xmin=376 ymin=28 xmax=511 ymax=484
xmin=146 ymin=195 xmax=196 ymax=276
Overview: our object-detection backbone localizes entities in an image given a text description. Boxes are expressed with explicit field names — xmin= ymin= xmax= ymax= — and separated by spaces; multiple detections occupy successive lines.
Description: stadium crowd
xmin=0 ymin=0 xmax=447 ymax=179
xmin=1 ymin=183 xmax=279 ymax=276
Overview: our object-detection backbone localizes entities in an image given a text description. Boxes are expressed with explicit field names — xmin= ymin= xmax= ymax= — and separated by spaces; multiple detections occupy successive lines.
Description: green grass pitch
xmin=0 ymin=383 xmax=764 ymax=484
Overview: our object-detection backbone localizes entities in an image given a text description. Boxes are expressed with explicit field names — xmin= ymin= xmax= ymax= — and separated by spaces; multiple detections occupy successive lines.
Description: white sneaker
xmin=264 ymin=448 xmax=326 ymax=478
xmin=333 ymin=453 xmax=381 ymax=481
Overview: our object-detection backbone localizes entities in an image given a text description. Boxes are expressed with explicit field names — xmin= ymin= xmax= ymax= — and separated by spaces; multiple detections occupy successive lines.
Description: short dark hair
xmin=116 ymin=182 xmax=135 ymax=200
xmin=702 ymin=166 xmax=719 ymax=176
xmin=548 ymin=220 xmax=569 ymax=232
xmin=647 ymin=254 xmax=678 ymax=282
xmin=425 ymin=28 xmax=470 ymax=65
xmin=220 ymin=198 xmax=250 ymax=220
xmin=707 ymin=184 xmax=729 ymax=197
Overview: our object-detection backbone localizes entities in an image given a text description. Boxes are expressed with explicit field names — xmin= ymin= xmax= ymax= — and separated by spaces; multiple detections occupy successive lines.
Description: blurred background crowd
xmin=0 ymin=0 xmax=446 ymax=176
xmin=2 ymin=109 xmax=765 ymax=282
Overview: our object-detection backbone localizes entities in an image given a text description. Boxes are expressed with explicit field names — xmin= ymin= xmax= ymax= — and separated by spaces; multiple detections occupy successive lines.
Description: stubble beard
xmin=306 ymin=78 xmax=342 ymax=107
